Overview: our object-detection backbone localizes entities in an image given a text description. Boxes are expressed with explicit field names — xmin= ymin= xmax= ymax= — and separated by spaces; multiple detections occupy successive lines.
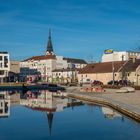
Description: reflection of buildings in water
xmin=20 ymin=90 xmax=69 ymax=136
xmin=9 ymin=91 xmax=20 ymax=106
xmin=47 ymin=112 xmax=53 ymax=136
xmin=0 ymin=91 xmax=10 ymax=118
xmin=20 ymin=90 xmax=83 ymax=136
xmin=102 ymin=106 xmax=122 ymax=119
xmin=20 ymin=90 xmax=68 ymax=112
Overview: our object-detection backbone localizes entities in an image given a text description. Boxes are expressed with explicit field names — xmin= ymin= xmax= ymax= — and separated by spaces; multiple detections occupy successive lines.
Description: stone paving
xmin=66 ymin=86 xmax=140 ymax=115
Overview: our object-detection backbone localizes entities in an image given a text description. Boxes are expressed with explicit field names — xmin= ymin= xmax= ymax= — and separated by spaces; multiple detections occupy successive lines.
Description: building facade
xmin=102 ymin=51 xmax=140 ymax=62
xmin=20 ymin=30 xmax=87 ymax=83
xmin=52 ymin=68 xmax=79 ymax=84
xmin=0 ymin=52 xmax=10 ymax=83
xmin=9 ymin=60 xmax=20 ymax=82
xmin=78 ymin=59 xmax=140 ymax=85
xmin=10 ymin=61 xmax=20 ymax=74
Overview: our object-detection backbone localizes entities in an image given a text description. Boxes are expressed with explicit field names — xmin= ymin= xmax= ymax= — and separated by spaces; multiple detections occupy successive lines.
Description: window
xmin=0 ymin=56 xmax=2 ymax=60
xmin=4 ymin=56 xmax=8 ymax=67
xmin=0 ymin=70 xmax=4 ymax=75
xmin=0 ymin=63 xmax=2 ymax=68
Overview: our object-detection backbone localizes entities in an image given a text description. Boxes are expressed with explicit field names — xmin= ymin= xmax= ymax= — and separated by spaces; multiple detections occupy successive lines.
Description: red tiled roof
xmin=52 ymin=68 xmax=81 ymax=72
xmin=79 ymin=59 xmax=140 ymax=74
xmin=120 ymin=59 xmax=140 ymax=72
xmin=25 ymin=106 xmax=56 ymax=112
xmin=63 ymin=57 xmax=87 ymax=64
xmin=23 ymin=55 xmax=56 ymax=61
xmin=79 ymin=61 xmax=125 ymax=74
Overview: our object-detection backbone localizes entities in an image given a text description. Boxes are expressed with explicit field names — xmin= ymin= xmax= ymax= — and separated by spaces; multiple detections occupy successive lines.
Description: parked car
xmin=118 ymin=80 xmax=131 ymax=86
xmin=92 ymin=80 xmax=103 ymax=86
xmin=80 ymin=79 xmax=92 ymax=84
xmin=107 ymin=80 xmax=119 ymax=85
xmin=108 ymin=80 xmax=132 ymax=86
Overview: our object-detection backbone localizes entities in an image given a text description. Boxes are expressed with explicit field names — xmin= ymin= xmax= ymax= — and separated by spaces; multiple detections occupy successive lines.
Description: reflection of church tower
xmin=46 ymin=29 xmax=55 ymax=56
xmin=47 ymin=112 xmax=54 ymax=136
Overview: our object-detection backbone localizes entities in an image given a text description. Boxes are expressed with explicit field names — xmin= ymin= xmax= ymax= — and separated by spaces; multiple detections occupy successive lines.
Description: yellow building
xmin=78 ymin=59 xmax=140 ymax=85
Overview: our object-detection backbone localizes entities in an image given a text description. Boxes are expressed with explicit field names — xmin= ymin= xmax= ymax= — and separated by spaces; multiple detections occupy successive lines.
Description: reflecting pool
xmin=0 ymin=90 xmax=140 ymax=140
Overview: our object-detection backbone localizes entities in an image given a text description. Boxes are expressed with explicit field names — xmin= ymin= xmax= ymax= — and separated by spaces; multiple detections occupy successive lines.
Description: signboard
xmin=104 ymin=49 xmax=113 ymax=54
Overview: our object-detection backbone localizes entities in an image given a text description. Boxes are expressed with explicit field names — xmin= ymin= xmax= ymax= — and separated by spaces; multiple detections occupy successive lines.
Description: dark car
xmin=92 ymin=80 xmax=103 ymax=86
xmin=118 ymin=80 xmax=131 ymax=86
xmin=107 ymin=80 xmax=119 ymax=85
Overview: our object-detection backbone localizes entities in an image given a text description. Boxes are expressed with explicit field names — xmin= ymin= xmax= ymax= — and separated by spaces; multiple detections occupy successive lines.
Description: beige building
xmin=78 ymin=59 xmax=140 ymax=85
xmin=10 ymin=61 xmax=20 ymax=74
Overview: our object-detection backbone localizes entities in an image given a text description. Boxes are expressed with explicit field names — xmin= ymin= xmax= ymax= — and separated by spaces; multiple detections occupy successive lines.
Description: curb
xmin=67 ymin=94 xmax=140 ymax=123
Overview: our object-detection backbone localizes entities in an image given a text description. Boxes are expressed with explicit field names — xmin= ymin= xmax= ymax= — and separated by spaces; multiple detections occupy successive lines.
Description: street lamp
xmin=112 ymin=53 xmax=115 ymax=85
xmin=137 ymin=74 xmax=139 ymax=86
xmin=104 ymin=49 xmax=115 ymax=85
xmin=112 ymin=61 xmax=115 ymax=85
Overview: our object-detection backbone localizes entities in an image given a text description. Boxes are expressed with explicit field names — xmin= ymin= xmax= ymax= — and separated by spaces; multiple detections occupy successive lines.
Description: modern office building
xmin=102 ymin=51 xmax=140 ymax=62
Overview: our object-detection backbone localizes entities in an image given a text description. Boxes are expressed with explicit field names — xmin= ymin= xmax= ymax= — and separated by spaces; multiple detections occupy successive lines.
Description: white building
xmin=20 ymin=90 xmax=68 ymax=112
xmin=20 ymin=55 xmax=57 ymax=82
xmin=52 ymin=68 xmax=78 ymax=83
xmin=0 ymin=52 xmax=10 ymax=83
xmin=102 ymin=51 xmax=140 ymax=62
xmin=20 ymin=29 xmax=87 ymax=82
xmin=0 ymin=91 xmax=10 ymax=118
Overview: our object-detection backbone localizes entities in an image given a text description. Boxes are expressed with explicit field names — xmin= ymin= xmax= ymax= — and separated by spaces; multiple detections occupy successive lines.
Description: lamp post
xmin=137 ymin=74 xmax=139 ymax=86
xmin=104 ymin=49 xmax=115 ymax=85
xmin=112 ymin=53 xmax=115 ymax=85
xmin=121 ymin=55 xmax=125 ymax=81
xmin=112 ymin=61 xmax=115 ymax=85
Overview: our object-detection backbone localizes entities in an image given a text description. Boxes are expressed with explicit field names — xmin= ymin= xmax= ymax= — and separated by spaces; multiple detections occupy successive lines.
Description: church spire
xmin=47 ymin=112 xmax=54 ymax=136
xmin=46 ymin=29 xmax=54 ymax=55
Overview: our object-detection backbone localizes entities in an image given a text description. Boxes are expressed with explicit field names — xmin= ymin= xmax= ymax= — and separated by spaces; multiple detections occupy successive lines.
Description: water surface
xmin=0 ymin=90 xmax=140 ymax=140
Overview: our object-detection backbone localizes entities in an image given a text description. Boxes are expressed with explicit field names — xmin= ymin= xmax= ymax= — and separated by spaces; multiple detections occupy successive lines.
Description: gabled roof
xmin=22 ymin=55 xmax=56 ymax=62
xmin=120 ymin=59 xmax=140 ymax=72
xmin=52 ymin=68 xmax=80 ymax=72
xmin=79 ymin=59 xmax=140 ymax=74
xmin=63 ymin=57 xmax=87 ymax=64
xmin=79 ymin=61 xmax=125 ymax=74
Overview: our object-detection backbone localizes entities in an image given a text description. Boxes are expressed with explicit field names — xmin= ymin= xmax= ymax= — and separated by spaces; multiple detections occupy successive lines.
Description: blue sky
xmin=0 ymin=0 xmax=140 ymax=62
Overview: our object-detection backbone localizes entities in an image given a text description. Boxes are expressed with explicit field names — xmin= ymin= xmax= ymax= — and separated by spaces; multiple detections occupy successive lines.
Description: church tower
xmin=46 ymin=29 xmax=55 ymax=56
xmin=47 ymin=112 xmax=54 ymax=136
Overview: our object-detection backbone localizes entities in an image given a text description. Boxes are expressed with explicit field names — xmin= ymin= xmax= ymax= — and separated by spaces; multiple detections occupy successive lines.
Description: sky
xmin=0 ymin=0 xmax=140 ymax=62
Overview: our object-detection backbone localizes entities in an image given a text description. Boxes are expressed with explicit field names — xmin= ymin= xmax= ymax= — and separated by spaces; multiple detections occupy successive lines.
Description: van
xmin=80 ymin=78 xmax=92 ymax=84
